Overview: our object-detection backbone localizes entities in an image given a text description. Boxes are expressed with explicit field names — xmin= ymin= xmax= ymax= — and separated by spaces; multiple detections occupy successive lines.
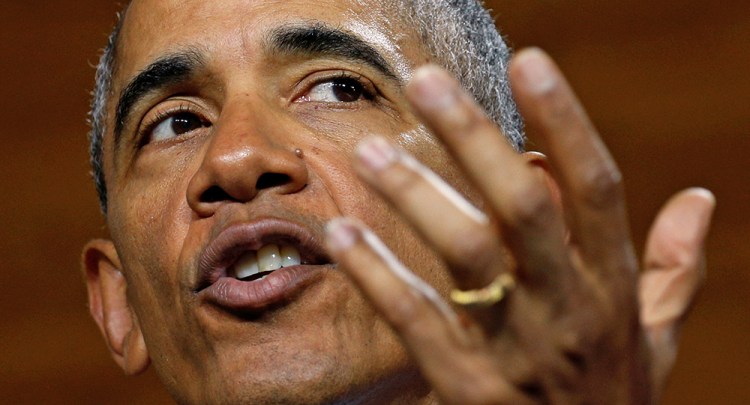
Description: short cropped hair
xmin=88 ymin=0 xmax=524 ymax=213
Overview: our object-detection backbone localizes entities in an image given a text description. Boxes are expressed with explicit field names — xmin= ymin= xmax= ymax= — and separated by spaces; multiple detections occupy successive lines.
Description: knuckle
xmin=578 ymin=163 xmax=623 ymax=209
xmin=449 ymin=230 xmax=498 ymax=267
xmin=444 ymin=96 xmax=494 ymax=136
xmin=557 ymin=302 xmax=625 ymax=366
xmin=382 ymin=288 xmax=429 ymax=333
xmin=559 ymin=328 xmax=594 ymax=364
xmin=538 ymin=83 xmax=572 ymax=119
xmin=504 ymin=183 xmax=554 ymax=228
xmin=386 ymin=162 xmax=424 ymax=195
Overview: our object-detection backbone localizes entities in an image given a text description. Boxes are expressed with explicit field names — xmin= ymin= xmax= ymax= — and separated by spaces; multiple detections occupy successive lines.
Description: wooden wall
xmin=0 ymin=1 xmax=747 ymax=403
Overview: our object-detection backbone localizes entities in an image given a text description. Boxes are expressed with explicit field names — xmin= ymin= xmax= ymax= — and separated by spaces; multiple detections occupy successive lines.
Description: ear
xmin=82 ymin=239 xmax=150 ymax=375
xmin=522 ymin=151 xmax=563 ymax=210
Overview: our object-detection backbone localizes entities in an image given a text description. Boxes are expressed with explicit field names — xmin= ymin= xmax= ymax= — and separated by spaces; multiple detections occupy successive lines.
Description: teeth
xmin=281 ymin=245 xmax=302 ymax=267
xmin=232 ymin=244 xmax=303 ymax=280
xmin=258 ymin=244 xmax=282 ymax=271
xmin=234 ymin=251 xmax=260 ymax=280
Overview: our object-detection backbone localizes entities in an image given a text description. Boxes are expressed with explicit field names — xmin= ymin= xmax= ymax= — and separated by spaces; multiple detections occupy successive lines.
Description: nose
xmin=186 ymin=104 xmax=308 ymax=217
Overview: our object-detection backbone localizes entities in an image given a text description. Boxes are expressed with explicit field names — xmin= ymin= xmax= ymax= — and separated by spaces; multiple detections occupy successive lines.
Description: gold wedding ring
xmin=450 ymin=273 xmax=516 ymax=308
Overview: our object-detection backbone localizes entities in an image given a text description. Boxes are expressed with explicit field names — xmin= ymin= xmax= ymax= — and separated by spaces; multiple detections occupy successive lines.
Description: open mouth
xmin=195 ymin=218 xmax=334 ymax=309
xmin=230 ymin=244 xmax=303 ymax=282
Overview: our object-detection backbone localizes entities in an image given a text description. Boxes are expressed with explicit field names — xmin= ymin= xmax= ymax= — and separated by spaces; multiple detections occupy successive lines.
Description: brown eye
xmin=172 ymin=112 xmax=204 ymax=134
xmin=331 ymin=79 xmax=364 ymax=102
xmin=306 ymin=77 xmax=369 ymax=103
xmin=151 ymin=111 xmax=207 ymax=141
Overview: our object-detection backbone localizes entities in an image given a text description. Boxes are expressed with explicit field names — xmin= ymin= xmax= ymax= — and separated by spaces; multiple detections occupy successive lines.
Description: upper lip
xmin=195 ymin=217 xmax=331 ymax=292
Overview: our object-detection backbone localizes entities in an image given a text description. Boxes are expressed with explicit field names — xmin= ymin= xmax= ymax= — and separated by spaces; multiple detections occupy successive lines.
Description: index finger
xmin=510 ymin=49 xmax=637 ymax=280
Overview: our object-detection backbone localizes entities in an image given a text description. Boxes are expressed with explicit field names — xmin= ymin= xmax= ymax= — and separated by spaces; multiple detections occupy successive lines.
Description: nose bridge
xmin=187 ymin=95 xmax=309 ymax=215
xmin=209 ymin=99 xmax=279 ymax=158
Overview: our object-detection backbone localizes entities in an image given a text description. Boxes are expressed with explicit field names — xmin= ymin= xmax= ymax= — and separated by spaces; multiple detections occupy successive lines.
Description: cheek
xmin=353 ymin=132 xmax=461 ymax=295
xmin=112 ymin=142 xmax=199 ymax=256
xmin=312 ymin=145 xmax=455 ymax=297
xmin=111 ymin=172 xmax=192 ymax=272
xmin=108 ymin=149 xmax=197 ymax=316
xmin=108 ymin=165 xmax=205 ymax=380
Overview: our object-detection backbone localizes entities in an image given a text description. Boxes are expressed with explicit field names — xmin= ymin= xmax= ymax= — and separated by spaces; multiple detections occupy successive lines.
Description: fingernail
xmin=686 ymin=187 xmax=717 ymax=207
xmin=356 ymin=136 xmax=398 ymax=172
xmin=410 ymin=66 xmax=457 ymax=109
xmin=326 ymin=218 xmax=358 ymax=252
xmin=514 ymin=48 xmax=557 ymax=94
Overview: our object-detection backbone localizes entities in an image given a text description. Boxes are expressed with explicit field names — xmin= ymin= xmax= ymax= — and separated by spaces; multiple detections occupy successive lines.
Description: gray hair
xmin=88 ymin=0 xmax=524 ymax=214
xmin=88 ymin=9 xmax=126 ymax=214
xmin=397 ymin=0 xmax=524 ymax=150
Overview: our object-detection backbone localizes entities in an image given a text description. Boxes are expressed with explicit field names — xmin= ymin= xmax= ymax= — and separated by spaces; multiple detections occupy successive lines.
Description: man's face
xmin=100 ymin=0 xmax=466 ymax=402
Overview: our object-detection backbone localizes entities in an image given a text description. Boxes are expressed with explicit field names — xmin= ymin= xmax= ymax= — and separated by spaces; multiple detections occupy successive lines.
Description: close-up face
xmin=98 ymin=0 xmax=466 ymax=403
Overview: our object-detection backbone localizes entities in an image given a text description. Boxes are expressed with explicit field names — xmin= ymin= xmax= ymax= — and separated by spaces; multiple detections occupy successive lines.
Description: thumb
xmin=639 ymin=187 xmax=716 ymax=397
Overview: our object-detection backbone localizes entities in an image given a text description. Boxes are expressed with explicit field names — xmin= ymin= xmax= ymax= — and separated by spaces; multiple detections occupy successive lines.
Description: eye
xmin=150 ymin=111 xmax=209 ymax=142
xmin=305 ymin=77 xmax=371 ymax=103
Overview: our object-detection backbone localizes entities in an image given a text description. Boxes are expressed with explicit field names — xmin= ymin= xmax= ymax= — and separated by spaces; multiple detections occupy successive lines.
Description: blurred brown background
xmin=0 ymin=1 xmax=747 ymax=403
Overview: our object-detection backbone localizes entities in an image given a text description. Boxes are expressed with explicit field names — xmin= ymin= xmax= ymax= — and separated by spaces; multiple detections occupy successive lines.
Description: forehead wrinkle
xmin=342 ymin=7 xmax=413 ymax=82
xmin=265 ymin=22 xmax=403 ymax=85
xmin=349 ymin=22 xmax=411 ymax=81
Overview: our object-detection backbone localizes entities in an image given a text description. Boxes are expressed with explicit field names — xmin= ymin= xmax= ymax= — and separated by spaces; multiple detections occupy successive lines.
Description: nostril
xmin=200 ymin=185 xmax=235 ymax=203
xmin=256 ymin=173 xmax=292 ymax=190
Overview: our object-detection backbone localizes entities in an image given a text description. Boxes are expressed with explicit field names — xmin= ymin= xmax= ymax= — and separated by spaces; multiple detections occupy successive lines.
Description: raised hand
xmin=326 ymin=48 xmax=715 ymax=404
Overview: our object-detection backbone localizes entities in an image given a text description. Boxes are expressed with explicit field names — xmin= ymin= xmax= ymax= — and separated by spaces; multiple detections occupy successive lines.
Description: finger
xmin=639 ymin=188 xmax=715 ymax=396
xmin=641 ymin=188 xmax=715 ymax=330
xmin=509 ymin=48 xmax=635 ymax=277
xmin=326 ymin=217 xmax=462 ymax=346
xmin=354 ymin=135 xmax=507 ymax=289
xmin=326 ymin=218 xmax=526 ymax=404
xmin=406 ymin=65 xmax=570 ymax=288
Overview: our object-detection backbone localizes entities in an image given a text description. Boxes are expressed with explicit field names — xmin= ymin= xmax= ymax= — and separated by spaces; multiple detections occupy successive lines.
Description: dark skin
xmin=83 ymin=0 xmax=715 ymax=403
xmin=329 ymin=57 xmax=715 ymax=403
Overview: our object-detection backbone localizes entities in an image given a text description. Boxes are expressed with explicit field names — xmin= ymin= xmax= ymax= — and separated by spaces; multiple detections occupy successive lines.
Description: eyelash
xmin=136 ymin=71 xmax=379 ymax=146
xmin=297 ymin=71 xmax=378 ymax=104
xmin=137 ymin=103 xmax=205 ymax=145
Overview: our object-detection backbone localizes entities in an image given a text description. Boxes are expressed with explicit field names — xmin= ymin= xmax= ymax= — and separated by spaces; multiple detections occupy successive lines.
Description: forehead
xmin=116 ymin=0 xmax=413 ymax=83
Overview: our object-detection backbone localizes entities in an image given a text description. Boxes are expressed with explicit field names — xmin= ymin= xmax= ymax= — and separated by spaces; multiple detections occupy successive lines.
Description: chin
xmin=156 ymin=316 xmax=410 ymax=404
xmin=168 ymin=349 xmax=418 ymax=405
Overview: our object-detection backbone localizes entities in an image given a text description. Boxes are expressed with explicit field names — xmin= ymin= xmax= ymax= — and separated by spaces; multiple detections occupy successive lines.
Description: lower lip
xmin=198 ymin=264 xmax=330 ymax=312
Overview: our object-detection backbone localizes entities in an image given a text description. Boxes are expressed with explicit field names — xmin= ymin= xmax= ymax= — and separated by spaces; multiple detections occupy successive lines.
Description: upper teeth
xmin=231 ymin=244 xmax=302 ymax=280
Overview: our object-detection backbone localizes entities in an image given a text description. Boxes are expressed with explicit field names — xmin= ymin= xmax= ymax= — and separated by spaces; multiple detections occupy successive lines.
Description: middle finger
xmin=354 ymin=135 xmax=506 ymax=289
xmin=406 ymin=66 xmax=570 ymax=288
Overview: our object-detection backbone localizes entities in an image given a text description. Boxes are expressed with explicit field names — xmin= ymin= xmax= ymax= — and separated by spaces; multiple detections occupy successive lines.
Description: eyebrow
xmin=113 ymin=25 xmax=400 ymax=147
xmin=267 ymin=23 xmax=401 ymax=83
xmin=113 ymin=49 xmax=204 ymax=147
